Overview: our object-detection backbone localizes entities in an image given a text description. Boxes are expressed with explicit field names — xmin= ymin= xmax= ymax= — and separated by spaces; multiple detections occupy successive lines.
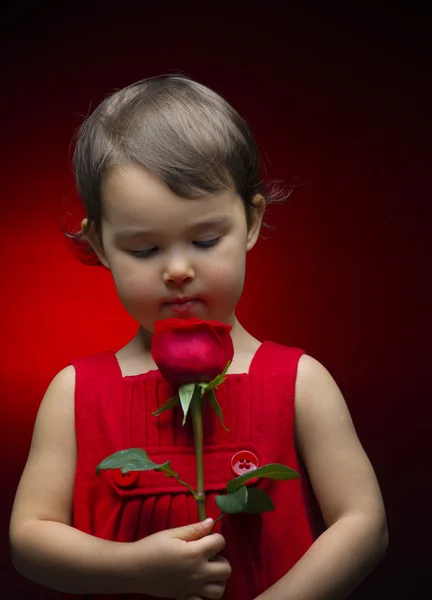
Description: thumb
xmin=170 ymin=518 xmax=214 ymax=541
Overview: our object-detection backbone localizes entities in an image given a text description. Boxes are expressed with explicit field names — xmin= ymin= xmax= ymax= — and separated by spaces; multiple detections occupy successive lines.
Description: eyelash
xmin=131 ymin=237 xmax=221 ymax=259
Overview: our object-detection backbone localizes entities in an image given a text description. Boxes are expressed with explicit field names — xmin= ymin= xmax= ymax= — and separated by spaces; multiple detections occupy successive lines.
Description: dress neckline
xmin=111 ymin=341 xmax=268 ymax=382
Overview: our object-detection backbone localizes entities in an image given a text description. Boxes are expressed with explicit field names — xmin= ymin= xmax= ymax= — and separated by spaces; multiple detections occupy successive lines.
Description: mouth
xmin=163 ymin=298 xmax=201 ymax=314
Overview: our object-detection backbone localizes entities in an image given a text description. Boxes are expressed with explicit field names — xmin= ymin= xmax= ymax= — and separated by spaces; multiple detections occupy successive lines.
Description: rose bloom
xmin=151 ymin=318 xmax=234 ymax=387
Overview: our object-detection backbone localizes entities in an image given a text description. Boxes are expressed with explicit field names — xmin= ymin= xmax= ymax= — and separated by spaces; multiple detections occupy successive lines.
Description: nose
xmin=162 ymin=250 xmax=195 ymax=285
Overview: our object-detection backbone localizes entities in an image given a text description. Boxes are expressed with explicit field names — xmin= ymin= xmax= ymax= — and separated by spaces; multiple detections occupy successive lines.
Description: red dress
xmin=69 ymin=341 xmax=318 ymax=600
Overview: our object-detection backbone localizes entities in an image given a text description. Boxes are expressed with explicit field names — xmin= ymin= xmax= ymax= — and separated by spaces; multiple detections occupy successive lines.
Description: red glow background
xmin=1 ymin=2 xmax=430 ymax=598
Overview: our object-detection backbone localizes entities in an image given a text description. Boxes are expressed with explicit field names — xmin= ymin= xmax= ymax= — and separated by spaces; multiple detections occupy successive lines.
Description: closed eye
xmin=130 ymin=237 xmax=221 ymax=259
xmin=193 ymin=237 xmax=221 ymax=249
xmin=130 ymin=248 xmax=158 ymax=258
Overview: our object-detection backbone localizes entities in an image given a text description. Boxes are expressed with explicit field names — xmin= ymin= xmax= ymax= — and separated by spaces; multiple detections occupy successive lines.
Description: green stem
xmin=190 ymin=386 xmax=206 ymax=521
xmin=213 ymin=513 xmax=224 ymax=527
xmin=208 ymin=513 xmax=225 ymax=536
xmin=165 ymin=469 xmax=199 ymax=500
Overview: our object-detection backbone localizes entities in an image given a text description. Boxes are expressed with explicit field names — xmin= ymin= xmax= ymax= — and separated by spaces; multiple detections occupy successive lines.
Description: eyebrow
xmin=114 ymin=217 xmax=230 ymax=239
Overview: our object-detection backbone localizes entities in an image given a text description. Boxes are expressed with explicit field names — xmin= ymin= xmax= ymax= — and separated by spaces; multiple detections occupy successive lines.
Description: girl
xmin=10 ymin=75 xmax=388 ymax=600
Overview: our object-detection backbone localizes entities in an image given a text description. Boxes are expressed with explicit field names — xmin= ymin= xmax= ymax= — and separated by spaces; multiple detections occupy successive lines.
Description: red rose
xmin=151 ymin=318 xmax=234 ymax=388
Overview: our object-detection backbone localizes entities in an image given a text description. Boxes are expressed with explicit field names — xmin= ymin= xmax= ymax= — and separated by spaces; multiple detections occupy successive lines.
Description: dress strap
xmin=249 ymin=340 xmax=306 ymax=379
xmin=71 ymin=352 xmax=129 ymax=459
xmin=70 ymin=352 xmax=124 ymax=424
xmin=248 ymin=340 xmax=307 ymax=451
xmin=70 ymin=351 xmax=124 ymax=387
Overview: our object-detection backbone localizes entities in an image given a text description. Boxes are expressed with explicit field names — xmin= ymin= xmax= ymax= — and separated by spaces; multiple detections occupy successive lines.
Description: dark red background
xmin=1 ymin=2 xmax=430 ymax=598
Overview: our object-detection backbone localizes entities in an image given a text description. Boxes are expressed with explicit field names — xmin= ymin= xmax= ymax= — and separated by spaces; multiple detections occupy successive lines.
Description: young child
xmin=10 ymin=75 xmax=388 ymax=600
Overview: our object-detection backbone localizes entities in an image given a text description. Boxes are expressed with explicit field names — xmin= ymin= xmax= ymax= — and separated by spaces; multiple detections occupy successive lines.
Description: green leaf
xmin=163 ymin=393 xmax=180 ymax=404
xmin=179 ymin=383 xmax=196 ymax=426
xmin=221 ymin=360 xmax=230 ymax=376
xmin=207 ymin=389 xmax=230 ymax=432
xmin=243 ymin=487 xmax=275 ymax=514
xmin=215 ymin=485 xmax=248 ymax=514
xmin=96 ymin=448 xmax=198 ymax=499
xmin=204 ymin=361 xmax=231 ymax=390
xmin=151 ymin=396 xmax=180 ymax=416
xmin=226 ymin=463 xmax=300 ymax=493
xmin=96 ymin=448 xmax=170 ymax=475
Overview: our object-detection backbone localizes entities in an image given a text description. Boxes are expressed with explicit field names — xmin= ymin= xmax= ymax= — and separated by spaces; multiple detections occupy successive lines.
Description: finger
xmin=192 ymin=533 xmax=226 ymax=559
xmin=205 ymin=555 xmax=232 ymax=580
xmin=171 ymin=519 xmax=214 ymax=541
xmin=197 ymin=582 xmax=226 ymax=599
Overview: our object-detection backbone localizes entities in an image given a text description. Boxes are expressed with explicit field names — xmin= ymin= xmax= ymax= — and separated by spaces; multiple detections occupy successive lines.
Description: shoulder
xmin=42 ymin=365 xmax=76 ymax=403
xmin=10 ymin=367 xmax=78 ymax=534
xmin=46 ymin=364 xmax=76 ymax=392
xmin=293 ymin=354 xmax=388 ymax=530
xmin=294 ymin=354 xmax=352 ymax=446
xmin=295 ymin=353 xmax=346 ymax=407
xmin=34 ymin=366 xmax=76 ymax=433
xmin=295 ymin=353 xmax=340 ymax=400
xmin=294 ymin=353 xmax=359 ymax=469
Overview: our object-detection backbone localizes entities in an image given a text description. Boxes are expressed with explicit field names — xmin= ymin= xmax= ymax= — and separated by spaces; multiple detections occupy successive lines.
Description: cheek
xmin=110 ymin=263 xmax=155 ymax=304
xmin=205 ymin=249 xmax=246 ymax=296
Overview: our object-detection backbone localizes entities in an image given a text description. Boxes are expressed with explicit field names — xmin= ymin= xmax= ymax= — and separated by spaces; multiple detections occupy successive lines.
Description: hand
xmin=179 ymin=554 xmax=230 ymax=600
xmin=133 ymin=518 xmax=232 ymax=599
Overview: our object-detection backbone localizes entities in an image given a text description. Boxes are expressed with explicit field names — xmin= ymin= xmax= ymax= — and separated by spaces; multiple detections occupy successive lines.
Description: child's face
xmin=90 ymin=164 xmax=263 ymax=332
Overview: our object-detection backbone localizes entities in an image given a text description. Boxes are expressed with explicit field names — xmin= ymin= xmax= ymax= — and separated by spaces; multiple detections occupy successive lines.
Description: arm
xmin=10 ymin=366 xmax=231 ymax=597
xmin=256 ymin=355 xmax=388 ymax=600
xmin=9 ymin=366 xmax=147 ymax=594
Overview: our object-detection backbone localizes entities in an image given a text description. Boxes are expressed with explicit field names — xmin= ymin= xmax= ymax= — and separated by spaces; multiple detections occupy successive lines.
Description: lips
xmin=165 ymin=297 xmax=197 ymax=305
xmin=163 ymin=298 xmax=201 ymax=314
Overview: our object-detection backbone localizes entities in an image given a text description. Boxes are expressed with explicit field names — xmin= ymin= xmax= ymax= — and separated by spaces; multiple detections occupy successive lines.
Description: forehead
xmin=101 ymin=164 xmax=244 ymax=230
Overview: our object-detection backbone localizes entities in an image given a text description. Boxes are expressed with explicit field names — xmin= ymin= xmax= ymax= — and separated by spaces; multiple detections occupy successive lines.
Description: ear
xmin=246 ymin=195 xmax=266 ymax=252
xmin=81 ymin=218 xmax=111 ymax=270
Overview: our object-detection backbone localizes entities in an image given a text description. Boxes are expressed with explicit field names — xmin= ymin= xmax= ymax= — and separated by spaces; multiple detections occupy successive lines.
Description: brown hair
xmin=68 ymin=74 xmax=288 ymax=264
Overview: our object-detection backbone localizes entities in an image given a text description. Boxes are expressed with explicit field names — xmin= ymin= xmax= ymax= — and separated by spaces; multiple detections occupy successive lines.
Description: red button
xmin=114 ymin=469 xmax=139 ymax=488
xmin=231 ymin=450 xmax=259 ymax=477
